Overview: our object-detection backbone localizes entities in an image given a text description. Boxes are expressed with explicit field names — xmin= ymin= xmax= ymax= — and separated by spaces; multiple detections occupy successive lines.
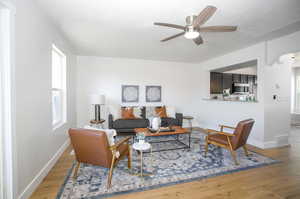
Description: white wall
xmin=262 ymin=31 xmax=300 ymax=147
xmin=9 ymin=0 xmax=300 ymax=198
xmin=292 ymin=57 xmax=300 ymax=67
xmin=76 ymin=29 xmax=300 ymax=149
xmin=193 ymin=30 xmax=300 ymax=149
xmin=267 ymin=31 xmax=300 ymax=65
xmin=76 ymin=56 xmax=200 ymax=128
xmin=193 ymin=43 xmax=266 ymax=148
xmin=15 ymin=0 xmax=76 ymax=198
xmin=263 ymin=54 xmax=292 ymax=147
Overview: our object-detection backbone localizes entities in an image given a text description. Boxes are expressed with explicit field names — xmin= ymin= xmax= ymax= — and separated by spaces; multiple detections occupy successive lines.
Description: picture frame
xmin=122 ymin=85 xmax=139 ymax=103
xmin=146 ymin=85 xmax=161 ymax=102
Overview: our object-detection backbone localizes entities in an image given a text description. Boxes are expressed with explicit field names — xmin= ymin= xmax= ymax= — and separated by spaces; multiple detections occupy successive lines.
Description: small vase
xmin=151 ymin=116 xmax=161 ymax=130
xmin=139 ymin=139 xmax=145 ymax=144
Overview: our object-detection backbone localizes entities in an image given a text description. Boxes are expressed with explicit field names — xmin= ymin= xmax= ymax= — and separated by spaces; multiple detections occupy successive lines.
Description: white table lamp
xmin=90 ymin=94 xmax=105 ymax=105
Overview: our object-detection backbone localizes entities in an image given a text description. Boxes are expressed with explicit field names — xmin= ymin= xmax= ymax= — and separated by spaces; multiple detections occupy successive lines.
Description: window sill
xmin=53 ymin=121 xmax=66 ymax=131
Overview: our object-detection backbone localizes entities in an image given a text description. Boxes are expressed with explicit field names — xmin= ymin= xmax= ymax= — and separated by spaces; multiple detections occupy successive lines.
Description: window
xmin=52 ymin=44 xmax=66 ymax=129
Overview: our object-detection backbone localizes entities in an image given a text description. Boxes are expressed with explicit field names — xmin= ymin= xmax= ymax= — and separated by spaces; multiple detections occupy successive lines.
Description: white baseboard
xmin=194 ymin=128 xmax=289 ymax=149
xmin=276 ymin=134 xmax=289 ymax=147
xmin=248 ymin=134 xmax=290 ymax=149
xmin=247 ymin=138 xmax=265 ymax=149
xmin=247 ymin=138 xmax=275 ymax=149
xmin=263 ymin=140 xmax=277 ymax=149
xmin=18 ymin=139 xmax=70 ymax=199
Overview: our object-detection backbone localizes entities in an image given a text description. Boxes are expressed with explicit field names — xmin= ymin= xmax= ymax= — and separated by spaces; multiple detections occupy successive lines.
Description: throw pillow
xmin=146 ymin=106 xmax=156 ymax=118
xmin=121 ymin=107 xmax=136 ymax=119
xmin=133 ymin=107 xmax=142 ymax=118
xmin=155 ymin=106 xmax=168 ymax=118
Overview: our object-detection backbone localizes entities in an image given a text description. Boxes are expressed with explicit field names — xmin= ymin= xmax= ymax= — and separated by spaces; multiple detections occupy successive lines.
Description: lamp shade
xmin=89 ymin=94 xmax=105 ymax=105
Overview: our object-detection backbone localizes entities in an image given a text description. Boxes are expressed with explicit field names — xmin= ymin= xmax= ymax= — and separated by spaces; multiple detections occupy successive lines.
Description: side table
xmin=90 ymin=119 xmax=105 ymax=129
xmin=183 ymin=116 xmax=194 ymax=132
xmin=132 ymin=142 xmax=152 ymax=177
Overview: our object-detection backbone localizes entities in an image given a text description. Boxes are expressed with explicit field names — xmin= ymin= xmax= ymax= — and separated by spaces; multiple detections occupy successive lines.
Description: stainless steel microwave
xmin=233 ymin=83 xmax=249 ymax=93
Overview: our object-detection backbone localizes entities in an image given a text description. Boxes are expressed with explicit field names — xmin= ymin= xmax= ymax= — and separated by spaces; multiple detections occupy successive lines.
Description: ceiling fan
xmin=154 ymin=6 xmax=237 ymax=45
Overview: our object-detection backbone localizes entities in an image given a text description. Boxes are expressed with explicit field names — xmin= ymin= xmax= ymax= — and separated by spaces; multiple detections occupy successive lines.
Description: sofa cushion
xmin=146 ymin=106 xmax=176 ymax=118
xmin=155 ymin=106 xmax=167 ymax=117
xmin=113 ymin=119 xmax=149 ymax=129
xmin=208 ymin=134 xmax=231 ymax=146
xmin=161 ymin=117 xmax=178 ymax=127
xmin=133 ymin=107 xmax=142 ymax=118
xmin=121 ymin=107 xmax=136 ymax=119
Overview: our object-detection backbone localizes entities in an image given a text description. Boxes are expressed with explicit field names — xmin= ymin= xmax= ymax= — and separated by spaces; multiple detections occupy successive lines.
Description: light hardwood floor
xmin=30 ymin=128 xmax=300 ymax=199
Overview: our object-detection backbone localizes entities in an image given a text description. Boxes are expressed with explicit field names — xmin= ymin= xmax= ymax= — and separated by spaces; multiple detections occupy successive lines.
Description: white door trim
xmin=0 ymin=1 xmax=17 ymax=199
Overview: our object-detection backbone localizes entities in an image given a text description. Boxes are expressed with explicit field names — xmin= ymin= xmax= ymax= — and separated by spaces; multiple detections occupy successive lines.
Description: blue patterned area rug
xmin=57 ymin=133 xmax=279 ymax=199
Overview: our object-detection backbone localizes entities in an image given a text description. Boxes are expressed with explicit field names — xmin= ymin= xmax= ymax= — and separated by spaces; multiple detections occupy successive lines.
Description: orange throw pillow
xmin=121 ymin=107 xmax=136 ymax=119
xmin=155 ymin=106 xmax=167 ymax=118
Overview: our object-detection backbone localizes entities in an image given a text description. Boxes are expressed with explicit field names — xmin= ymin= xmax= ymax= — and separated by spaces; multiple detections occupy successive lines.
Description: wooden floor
xmin=29 ymin=128 xmax=300 ymax=199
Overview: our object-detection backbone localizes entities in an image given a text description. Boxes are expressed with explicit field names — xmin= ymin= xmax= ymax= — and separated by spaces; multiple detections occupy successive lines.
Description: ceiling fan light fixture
xmin=184 ymin=31 xmax=199 ymax=39
xmin=154 ymin=6 xmax=237 ymax=45
xmin=184 ymin=26 xmax=199 ymax=39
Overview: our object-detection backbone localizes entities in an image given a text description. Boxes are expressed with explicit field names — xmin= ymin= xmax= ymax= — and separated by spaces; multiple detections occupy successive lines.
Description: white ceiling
xmin=35 ymin=0 xmax=300 ymax=63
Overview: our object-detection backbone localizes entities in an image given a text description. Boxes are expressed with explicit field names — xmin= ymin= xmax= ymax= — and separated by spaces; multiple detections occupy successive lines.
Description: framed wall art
xmin=122 ymin=85 xmax=139 ymax=103
xmin=146 ymin=85 xmax=161 ymax=102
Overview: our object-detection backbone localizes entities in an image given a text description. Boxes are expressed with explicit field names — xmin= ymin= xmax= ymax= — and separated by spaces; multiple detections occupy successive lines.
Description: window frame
xmin=51 ymin=44 xmax=67 ymax=130
xmin=0 ymin=1 xmax=16 ymax=198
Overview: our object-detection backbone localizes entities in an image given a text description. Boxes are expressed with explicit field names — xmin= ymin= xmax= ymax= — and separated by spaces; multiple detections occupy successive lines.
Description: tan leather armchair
xmin=205 ymin=119 xmax=255 ymax=165
xmin=68 ymin=128 xmax=131 ymax=188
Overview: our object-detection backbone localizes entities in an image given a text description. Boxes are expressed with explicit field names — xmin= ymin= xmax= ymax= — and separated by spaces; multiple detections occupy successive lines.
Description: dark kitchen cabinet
xmin=222 ymin=73 xmax=233 ymax=92
xmin=210 ymin=72 xmax=257 ymax=94
xmin=210 ymin=72 xmax=223 ymax=94
xmin=241 ymin=75 xmax=248 ymax=83
xmin=247 ymin=75 xmax=257 ymax=85
xmin=247 ymin=75 xmax=254 ymax=85
xmin=232 ymin=74 xmax=241 ymax=83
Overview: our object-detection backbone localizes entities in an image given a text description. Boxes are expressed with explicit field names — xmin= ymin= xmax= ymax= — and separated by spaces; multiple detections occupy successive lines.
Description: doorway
xmin=291 ymin=53 xmax=300 ymax=125
xmin=290 ymin=53 xmax=300 ymax=145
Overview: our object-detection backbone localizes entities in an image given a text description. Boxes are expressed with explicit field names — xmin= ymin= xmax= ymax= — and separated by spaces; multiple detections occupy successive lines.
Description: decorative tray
xmin=148 ymin=127 xmax=175 ymax=133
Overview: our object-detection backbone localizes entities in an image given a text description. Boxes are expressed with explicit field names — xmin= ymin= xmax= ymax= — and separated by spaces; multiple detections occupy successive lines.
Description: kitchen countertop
xmin=202 ymin=98 xmax=259 ymax=103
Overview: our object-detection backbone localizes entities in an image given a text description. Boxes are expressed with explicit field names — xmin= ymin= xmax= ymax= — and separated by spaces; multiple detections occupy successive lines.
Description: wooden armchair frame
xmin=73 ymin=136 xmax=131 ymax=188
xmin=205 ymin=124 xmax=249 ymax=165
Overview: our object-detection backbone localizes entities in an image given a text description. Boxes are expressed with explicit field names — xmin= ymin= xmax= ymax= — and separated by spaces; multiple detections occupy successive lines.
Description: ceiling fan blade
xmin=161 ymin=32 xmax=185 ymax=42
xmin=193 ymin=6 xmax=217 ymax=27
xmin=193 ymin=35 xmax=203 ymax=45
xmin=154 ymin=22 xmax=185 ymax=30
xmin=199 ymin=26 xmax=237 ymax=32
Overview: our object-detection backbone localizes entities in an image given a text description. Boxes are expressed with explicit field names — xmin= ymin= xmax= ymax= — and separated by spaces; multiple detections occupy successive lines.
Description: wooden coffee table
xmin=134 ymin=126 xmax=191 ymax=152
